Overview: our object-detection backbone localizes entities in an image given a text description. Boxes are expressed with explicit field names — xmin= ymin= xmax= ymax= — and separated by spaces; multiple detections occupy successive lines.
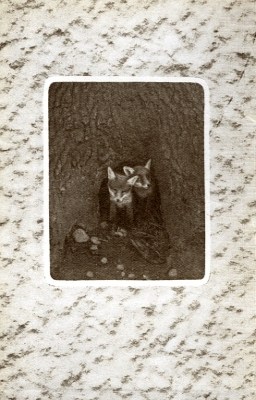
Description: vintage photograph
xmin=2 ymin=1 xmax=254 ymax=397
xmin=47 ymin=79 xmax=207 ymax=281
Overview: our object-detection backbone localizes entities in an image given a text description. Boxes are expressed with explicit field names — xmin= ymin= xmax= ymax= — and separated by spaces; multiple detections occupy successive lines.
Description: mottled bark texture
xmin=49 ymin=82 xmax=204 ymax=273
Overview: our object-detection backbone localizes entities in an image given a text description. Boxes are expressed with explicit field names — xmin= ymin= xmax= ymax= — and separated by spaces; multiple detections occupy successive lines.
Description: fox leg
xmin=109 ymin=202 xmax=117 ymax=222
xmin=126 ymin=203 xmax=134 ymax=225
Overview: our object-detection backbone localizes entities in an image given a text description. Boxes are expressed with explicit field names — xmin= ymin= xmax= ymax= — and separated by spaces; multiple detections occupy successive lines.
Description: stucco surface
xmin=0 ymin=1 xmax=255 ymax=399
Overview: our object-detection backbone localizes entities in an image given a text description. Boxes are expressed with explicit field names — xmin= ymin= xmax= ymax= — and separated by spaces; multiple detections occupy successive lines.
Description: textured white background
xmin=0 ymin=1 xmax=255 ymax=399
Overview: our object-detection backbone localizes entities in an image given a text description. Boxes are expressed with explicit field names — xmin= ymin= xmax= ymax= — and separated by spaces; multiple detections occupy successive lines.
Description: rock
xmin=101 ymin=257 xmax=108 ymax=264
xmin=73 ymin=228 xmax=89 ymax=243
xmin=168 ymin=268 xmax=177 ymax=277
xmin=86 ymin=271 xmax=94 ymax=278
xmin=91 ymin=236 xmax=101 ymax=245
xmin=117 ymin=264 xmax=124 ymax=271
xmin=128 ymin=273 xmax=135 ymax=279
xmin=121 ymin=272 xmax=125 ymax=277
xmin=90 ymin=245 xmax=98 ymax=251
xmin=100 ymin=221 xmax=108 ymax=229
xmin=114 ymin=228 xmax=127 ymax=237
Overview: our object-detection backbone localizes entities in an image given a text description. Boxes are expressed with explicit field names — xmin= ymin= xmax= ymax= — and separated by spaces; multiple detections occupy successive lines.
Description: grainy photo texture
xmin=48 ymin=81 xmax=205 ymax=281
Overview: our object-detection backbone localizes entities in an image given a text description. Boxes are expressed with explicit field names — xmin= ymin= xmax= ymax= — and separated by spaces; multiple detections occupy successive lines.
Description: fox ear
xmin=145 ymin=159 xmax=151 ymax=170
xmin=108 ymin=167 xmax=116 ymax=180
xmin=127 ymin=175 xmax=138 ymax=186
xmin=123 ymin=166 xmax=135 ymax=176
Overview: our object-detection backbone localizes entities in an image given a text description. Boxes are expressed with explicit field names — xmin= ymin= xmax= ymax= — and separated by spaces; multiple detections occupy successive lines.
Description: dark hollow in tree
xmin=48 ymin=82 xmax=205 ymax=279
xmin=98 ymin=160 xmax=162 ymax=227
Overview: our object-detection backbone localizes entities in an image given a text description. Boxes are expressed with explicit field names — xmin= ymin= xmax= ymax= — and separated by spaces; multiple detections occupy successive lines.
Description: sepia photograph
xmin=46 ymin=78 xmax=209 ymax=282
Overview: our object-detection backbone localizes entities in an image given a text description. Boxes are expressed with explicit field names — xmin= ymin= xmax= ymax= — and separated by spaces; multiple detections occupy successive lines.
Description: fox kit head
xmin=108 ymin=167 xmax=138 ymax=207
xmin=123 ymin=159 xmax=152 ymax=190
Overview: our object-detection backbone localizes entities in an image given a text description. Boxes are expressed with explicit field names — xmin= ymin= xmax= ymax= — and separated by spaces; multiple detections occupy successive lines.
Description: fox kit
xmin=107 ymin=167 xmax=138 ymax=225
xmin=123 ymin=159 xmax=153 ymax=199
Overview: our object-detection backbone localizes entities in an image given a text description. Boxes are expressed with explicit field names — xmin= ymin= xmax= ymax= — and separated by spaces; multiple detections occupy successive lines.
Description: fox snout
xmin=109 ymin=191 xmax=124 ymax=203
xmin=134 ymin=180 xmax=151 ymax=189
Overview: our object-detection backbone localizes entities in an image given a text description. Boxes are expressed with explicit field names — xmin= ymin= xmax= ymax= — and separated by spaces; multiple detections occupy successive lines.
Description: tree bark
xmin=49 ymin=82 xmax=204 ymax=274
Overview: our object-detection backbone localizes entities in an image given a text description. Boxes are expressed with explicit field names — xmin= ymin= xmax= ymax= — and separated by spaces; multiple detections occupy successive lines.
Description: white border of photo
xmin=43 ymin=76 xmax=210 ymax=287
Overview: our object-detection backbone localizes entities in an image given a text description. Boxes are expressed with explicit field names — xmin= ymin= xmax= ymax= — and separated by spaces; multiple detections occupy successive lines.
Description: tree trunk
xmin=49 ymin=82 xmax=204 ymax=275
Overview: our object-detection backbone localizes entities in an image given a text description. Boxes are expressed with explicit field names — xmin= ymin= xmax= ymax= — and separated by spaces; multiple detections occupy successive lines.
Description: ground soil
xmin=52 ymin=210 xmax=205 ymax=281
xmin=51 ymin=167 xmax=205 ymax=281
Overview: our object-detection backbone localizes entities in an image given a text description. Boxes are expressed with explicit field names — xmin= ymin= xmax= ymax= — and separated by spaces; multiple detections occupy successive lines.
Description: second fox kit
xmin=107 ymin=167 xmax=138 ymax=224
xmin=123 ymin=159 xmax=153 ymax=200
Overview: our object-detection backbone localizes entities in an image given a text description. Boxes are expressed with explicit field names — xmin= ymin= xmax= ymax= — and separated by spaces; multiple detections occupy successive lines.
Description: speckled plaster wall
xmin=1 ymin=1 xmax=255 ymax=399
